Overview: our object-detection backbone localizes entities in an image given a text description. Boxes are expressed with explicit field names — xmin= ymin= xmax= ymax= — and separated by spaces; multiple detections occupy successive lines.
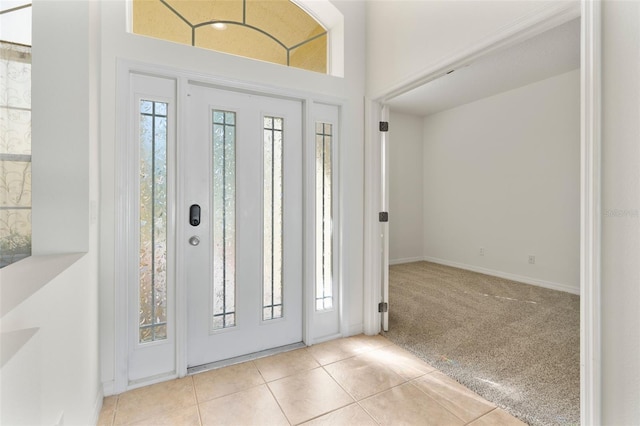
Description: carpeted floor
xmin=382 ymin=261 xmax=580 ymax=426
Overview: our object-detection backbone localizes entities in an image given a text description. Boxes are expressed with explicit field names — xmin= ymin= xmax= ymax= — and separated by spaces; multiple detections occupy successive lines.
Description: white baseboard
xmin=389 ymin=256 xmax=425 ymax=266
xmin=347 ymin=322 xmax=364 ymax=336
xmin=422 ymin=256 xmax=580 ymax=295
xmin=102 ymin=380 xmax=115 ymax=397
xmin=311 ymin=332 xmax=343 ymax=345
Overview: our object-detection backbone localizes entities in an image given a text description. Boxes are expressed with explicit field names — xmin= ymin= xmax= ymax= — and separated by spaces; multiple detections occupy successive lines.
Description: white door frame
xmin=114 ymin=60 xmax=346 ymax=392
xmin=363 ymin=1 xmax=601 ymax=424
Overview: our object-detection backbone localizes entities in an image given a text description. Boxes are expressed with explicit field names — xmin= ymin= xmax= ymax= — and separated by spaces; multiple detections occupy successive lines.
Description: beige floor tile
xmin=359 ymin=382 xmax=465 ymax=426
xmin=102 ymin=395 xmax=118 ymax=411
xmin=199 ymin=384 xmax=288 ymax=426
xmin=307 ymin=334 xmax=391 ymax=366
xmin=254 ymin=348 xmax=320 ymax=382
xmin=412 ymin=371 xmax=495 ymax=423
xmin=324 ymin=354 xmax=406 ymax=400
xmin=114 ymin=377 xmax=197 ymax=425
xmin=97 ymin=407 xmax=115 ymax=426
xmin=193 ymin=361 xmax=265 ymax=403
xmin=362 ymin=345 xmax=436 ymax=380
xmin=98 ymin=396 xmax=118 ymax=426
xmin=129 ymin=405 xmax=201 ymax=426
xmin=467 ymin=408 xmax=528 ymax=426
xmin=306 ymin=339 xmax=357 ymax=366
xmin=346 ymin=334 xmax=393 ymax=351
xmin=301 ymin=404 xmax=378 ymax=426
xmin=268 ymin=367 xmax=354 ymax=424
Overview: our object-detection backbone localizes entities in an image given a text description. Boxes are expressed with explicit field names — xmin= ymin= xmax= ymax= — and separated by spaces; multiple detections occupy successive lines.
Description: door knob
xmin=189 ymin=236 xmax=200 ymax=246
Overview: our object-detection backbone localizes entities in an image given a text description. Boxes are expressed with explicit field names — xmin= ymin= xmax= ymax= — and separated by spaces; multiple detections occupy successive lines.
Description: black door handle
xmin=190 ymin=204 xmax=201 ymax=226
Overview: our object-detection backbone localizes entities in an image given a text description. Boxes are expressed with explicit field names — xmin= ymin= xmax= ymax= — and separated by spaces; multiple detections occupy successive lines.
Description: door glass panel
xmin=212 ymin=110 xmax=236 ymax=330
xmin=139 ymin=100 xmax=168 ymax=342
xmin=263 ymin=116 xmax=284 ymax=320
xmin=315 ymin=122 xmax=333 ymax=310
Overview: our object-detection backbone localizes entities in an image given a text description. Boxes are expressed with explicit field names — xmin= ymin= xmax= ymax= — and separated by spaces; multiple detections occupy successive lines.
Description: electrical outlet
xmin=528 ymin=255 xmax=536 ymax=264
xmin=479 ymin=247 xmax=485 ymax=256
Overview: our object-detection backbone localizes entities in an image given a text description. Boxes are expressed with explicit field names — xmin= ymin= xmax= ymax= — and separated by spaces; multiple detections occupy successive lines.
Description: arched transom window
xmin=132 ymin=0 xmax=328 ymax=74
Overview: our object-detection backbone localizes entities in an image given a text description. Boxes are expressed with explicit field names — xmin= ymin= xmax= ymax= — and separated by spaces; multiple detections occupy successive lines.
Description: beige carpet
xmin=382 ymin=261 xmax=580 ymax=426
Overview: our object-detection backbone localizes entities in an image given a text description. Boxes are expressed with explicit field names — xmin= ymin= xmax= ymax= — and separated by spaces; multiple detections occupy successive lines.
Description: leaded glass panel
xmin=263 ymin=116 xmax=284 ymax=321
xmin=212 ymin=109 xmax=236 ymax=330
xmin=132 ymin=0 xmax=328 ymax=74
xmin=139 ymin=100 xmax=168 ymax=343
xmin=315 ymin=122 xmax=333 ymax=310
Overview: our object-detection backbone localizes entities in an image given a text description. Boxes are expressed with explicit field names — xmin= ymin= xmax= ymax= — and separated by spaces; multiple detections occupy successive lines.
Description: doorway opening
xmin=365 ymin=1 xmax=601 ymax=424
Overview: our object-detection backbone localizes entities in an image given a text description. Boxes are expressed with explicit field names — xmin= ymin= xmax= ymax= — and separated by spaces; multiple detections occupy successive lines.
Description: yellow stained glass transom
xmin=132 ymin=0 xmax=327 ymax=74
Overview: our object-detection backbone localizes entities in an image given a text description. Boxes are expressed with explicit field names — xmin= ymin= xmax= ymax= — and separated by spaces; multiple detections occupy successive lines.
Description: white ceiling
xmin=386 ymin=18 xmax=580 ymax=117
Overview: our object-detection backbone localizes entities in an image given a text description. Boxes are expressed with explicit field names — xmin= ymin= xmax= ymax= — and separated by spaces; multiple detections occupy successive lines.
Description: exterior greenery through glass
xmin=0 ymin=3 xmax=32 ymax=268
xmin=211 ymin=110 xmax=237 ymax=330
xmin=139 ymin=100 xmax=169 ymax=342
xmin=315 ymin=122 xmax=332 ymax=310
xmin=263 ymin=116 xmax=284 ymax=321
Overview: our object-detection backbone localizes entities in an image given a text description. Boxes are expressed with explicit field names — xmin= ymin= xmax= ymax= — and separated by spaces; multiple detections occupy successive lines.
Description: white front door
xmin=184 ymin=84 xmax=303 ymax=368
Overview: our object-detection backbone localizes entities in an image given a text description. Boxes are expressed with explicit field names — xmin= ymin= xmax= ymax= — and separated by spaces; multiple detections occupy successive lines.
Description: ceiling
xmin=386 ymin=18 xmax=580 ymax=117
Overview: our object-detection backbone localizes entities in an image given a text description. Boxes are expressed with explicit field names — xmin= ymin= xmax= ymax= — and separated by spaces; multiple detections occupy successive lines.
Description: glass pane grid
xmin=139 ymin=100 xmax=169 ymax=343
xmin=212 ymin=110 xmax=236 ymax=330
xmin=132 ymin=0 xmax=328 ymax=74
xmin=263 ymin=116 xmax=284 ymax=321
xmin=1 ymin=40 xmax=32 ymax=268
xmin=315 ymin=122 xmax=333 ymax=311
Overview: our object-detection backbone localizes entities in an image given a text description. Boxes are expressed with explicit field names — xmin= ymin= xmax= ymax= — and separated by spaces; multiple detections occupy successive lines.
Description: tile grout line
xmin=263 ymin=377 xmax=294 ymax=426
xmin=190 ymin=375 xmax=204 ymax=426
xmin=406 ymin=378 xmax=480 ymax=425
xmin=355 ymin=400 xmax=382 ymax=425
xmin=252 ymin=359 xmax=296 ymax=425
xmin=110 ymin=395 xmax=119 ymax=426
xmin=320 ymin=363 xmax=359 ymax=403
xmin=463 ymin=407 xmax=499 ymax=425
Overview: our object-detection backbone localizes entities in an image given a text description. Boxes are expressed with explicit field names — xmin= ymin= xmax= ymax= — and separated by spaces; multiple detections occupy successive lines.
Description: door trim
xmin=363 ymin=2 xmax=601 ymax=425
xmin=114 ymin=60 xmax=347 ymax=392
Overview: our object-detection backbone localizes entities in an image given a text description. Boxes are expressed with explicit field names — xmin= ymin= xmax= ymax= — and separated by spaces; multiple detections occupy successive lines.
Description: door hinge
xmin=379 ymin=212 xmax=389 ymax=222
xmin=378 ymin=302 xmax=388 ymax=313
xmin=379 ymin=121 xmax=389 ymax=132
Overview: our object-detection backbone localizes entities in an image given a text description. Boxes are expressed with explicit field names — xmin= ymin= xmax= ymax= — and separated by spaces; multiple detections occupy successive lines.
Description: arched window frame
xmin=125 ymin=0 xmax=344 ymax=77
xmin=292 ymin=0 xmax=344 ymax=77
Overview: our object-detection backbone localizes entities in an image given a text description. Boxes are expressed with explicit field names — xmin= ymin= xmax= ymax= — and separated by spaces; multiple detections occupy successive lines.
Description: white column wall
xmin=601 ymin=1 xmax=640 ymax=422
xmin=1 ymin=1 xmax=103 ymax=424
xmin=388 ymin=111 xmax=424 ymax=264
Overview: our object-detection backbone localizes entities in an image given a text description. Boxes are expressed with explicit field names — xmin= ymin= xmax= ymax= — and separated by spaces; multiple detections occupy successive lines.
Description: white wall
xmin=388 ymin=111 xmax=424 ymax=264
xmin=366 ymin=0 xmax=563 ymax=97
xmin=0 ymin=1 xmax=102 ymax=422
xmin=99 ymin=0 xmax=366 ymax=391
xmin=601 ymin=1 xmax=640 ymax=422
xmin=0 ymin=255 xmax=100 ymax=425
xmin=421 ymin=69 xmax=580 ymax=293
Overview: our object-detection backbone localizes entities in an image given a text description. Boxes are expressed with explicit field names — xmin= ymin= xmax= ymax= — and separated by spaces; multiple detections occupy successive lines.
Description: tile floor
xmin=98 ymin=335 xmax=526 ymax=426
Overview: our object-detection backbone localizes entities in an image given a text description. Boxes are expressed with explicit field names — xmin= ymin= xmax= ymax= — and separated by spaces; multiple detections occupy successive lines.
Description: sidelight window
xmin=0 ymin=2 xmax=32 ymax=268
xmin=139 ymin=100 xmax=168 ymax=342
xmin=211 ymin=110 xmax=236 ymax=330
xmin=315 ymin=122 xmax=333 ymax=310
